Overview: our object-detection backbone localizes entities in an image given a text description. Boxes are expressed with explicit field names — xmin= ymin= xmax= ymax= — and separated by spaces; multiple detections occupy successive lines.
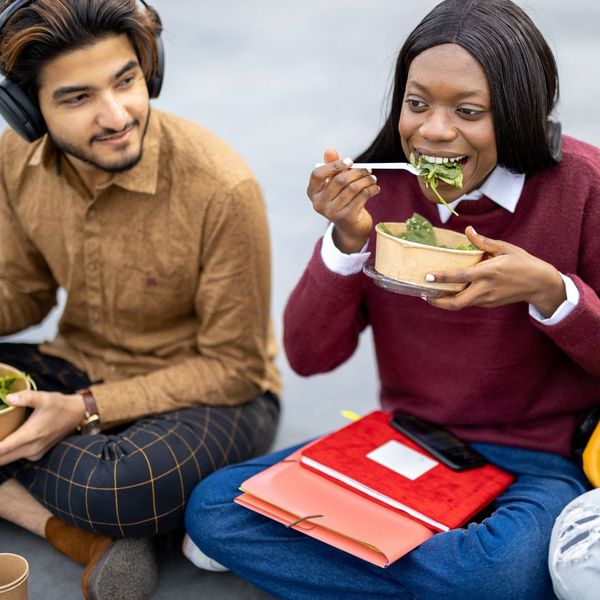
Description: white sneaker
xmin=182 ymin=533 xmax=229 ymax=572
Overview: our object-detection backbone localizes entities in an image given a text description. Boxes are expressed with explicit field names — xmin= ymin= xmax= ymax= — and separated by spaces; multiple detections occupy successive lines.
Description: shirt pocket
xmin=112 ymin=266 xmax=196 ymax=337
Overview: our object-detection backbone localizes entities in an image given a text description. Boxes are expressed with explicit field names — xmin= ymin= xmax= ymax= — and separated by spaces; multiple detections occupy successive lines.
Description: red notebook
xmin=300 ymin=411 xmax=514 ymax=532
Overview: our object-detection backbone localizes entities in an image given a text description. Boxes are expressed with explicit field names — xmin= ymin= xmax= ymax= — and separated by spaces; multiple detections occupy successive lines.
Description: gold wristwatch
xmin=77 ymin=389 xmax=101 ymax=435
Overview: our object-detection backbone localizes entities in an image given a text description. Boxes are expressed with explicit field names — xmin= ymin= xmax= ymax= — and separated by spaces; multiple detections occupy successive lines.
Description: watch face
xmin=80 ymin=414 xmax=101 ymax=435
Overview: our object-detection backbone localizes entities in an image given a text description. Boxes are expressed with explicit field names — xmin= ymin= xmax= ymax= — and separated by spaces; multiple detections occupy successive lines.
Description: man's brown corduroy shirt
xmin=0 ymin=110 xmax=281 ymax=427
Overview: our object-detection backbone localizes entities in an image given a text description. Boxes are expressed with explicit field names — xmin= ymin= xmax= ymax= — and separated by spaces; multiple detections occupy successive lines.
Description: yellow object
xmin=341 ymin=410 xmax=362 ymax=422
xmin=582 ymin=421 xmax=600 ymax=487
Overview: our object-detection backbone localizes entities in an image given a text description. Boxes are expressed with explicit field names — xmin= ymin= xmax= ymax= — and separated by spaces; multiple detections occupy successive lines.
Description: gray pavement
xmin=1 ymin=1 xmax=599 ymax=598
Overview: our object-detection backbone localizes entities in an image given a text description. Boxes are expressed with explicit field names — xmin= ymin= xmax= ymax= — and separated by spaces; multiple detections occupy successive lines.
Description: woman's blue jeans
xmin=185 ymin=442 xmax=589 ymax=600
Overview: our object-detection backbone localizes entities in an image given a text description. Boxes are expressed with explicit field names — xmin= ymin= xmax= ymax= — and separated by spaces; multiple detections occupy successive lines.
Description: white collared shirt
xmin=320 ymin=165 xmax=579 ymax=325
xmin=436 ymin=165 xmax=524 ymax=223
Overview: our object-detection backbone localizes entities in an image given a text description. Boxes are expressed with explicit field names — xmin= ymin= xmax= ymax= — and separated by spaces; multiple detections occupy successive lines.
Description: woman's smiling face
xmin=399 ymin=43 xmax=497 ymax=205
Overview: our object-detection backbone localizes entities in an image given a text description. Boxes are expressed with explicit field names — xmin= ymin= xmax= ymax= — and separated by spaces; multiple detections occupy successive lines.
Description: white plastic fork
xmin=314 ymin=162 xmax=420 ymax=175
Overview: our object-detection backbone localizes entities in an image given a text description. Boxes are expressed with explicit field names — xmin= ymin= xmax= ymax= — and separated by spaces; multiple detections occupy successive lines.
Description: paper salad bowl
xmin=374 ymin=222 xmax=484 ymax=293
xmin=0 ymin=363 xmax=33 ymax=441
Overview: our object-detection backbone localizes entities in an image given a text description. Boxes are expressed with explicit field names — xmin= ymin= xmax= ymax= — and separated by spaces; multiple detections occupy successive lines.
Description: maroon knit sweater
xmin=284 ymin=136 xmax=600 ymax=457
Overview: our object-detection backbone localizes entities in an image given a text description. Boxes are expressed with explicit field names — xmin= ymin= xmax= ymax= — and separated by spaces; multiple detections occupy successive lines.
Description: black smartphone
xmin=389 ymin=413 xmax=487 ymax=471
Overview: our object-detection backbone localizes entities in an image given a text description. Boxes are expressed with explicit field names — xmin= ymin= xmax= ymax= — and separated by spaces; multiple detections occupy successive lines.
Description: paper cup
xmin=375 ymin=222 xmax=484 ymax=292
xmin=0 ymin=363 xmax=33 ymax=441
xmin=0 ymin=553 xmax=29 ymax=599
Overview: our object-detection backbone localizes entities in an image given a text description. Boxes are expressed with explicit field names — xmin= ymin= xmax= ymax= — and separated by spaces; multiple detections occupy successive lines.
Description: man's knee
xmin=549 ymin=489 xmax=600 ymax=600
xmin=51 ymin=442 xmax=186 ymax=534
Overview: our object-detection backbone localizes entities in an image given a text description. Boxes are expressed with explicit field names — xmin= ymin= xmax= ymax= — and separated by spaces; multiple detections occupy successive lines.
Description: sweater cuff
xmin=531 ymin=274 xmax=600 ymax=349
xmin=528 ymin=273 xmax=579 ymax=326
xmin=320 ymin=223 xmax=371 ymax=275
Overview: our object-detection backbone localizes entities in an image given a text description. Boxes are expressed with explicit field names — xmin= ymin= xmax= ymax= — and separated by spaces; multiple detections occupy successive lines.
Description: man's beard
xmin=50 ymin=113 xmax=150 ymax=173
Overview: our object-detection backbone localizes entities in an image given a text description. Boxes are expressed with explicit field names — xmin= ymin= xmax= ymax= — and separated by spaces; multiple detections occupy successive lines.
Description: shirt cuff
xmin=320 ymin=223 xmax=371 ymax=276
xmin=529 ymin=274 xmax=580 ymax=326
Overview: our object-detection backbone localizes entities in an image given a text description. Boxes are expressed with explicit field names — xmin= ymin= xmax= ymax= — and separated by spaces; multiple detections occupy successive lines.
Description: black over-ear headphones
xmin=0 ymin=0 xmax=164 ymax=142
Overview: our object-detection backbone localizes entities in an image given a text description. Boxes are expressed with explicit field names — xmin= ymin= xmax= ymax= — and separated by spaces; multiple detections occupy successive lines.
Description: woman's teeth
xmin=422 ymin=154 xmax=466 ymax=164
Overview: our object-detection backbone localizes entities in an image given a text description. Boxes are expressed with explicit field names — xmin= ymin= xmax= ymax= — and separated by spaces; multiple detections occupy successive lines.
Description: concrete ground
xmin=0 ymin=0 xmax=599 ymax=598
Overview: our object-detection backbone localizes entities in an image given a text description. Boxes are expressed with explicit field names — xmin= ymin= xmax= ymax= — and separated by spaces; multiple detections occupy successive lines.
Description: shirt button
xmin=91 ymin=310 xmax=101 ymax=322
xmin=88 ymin=262 xmax=97 ymax=271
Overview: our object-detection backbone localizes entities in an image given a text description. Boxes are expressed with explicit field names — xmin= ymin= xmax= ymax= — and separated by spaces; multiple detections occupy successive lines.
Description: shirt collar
xmin=437 ymin=165 xmax=525 ymax=223
xmin=27 ymin=109 xmax=160 ymax=196
xmin=28 ymin=135 xmax=51 ymax=167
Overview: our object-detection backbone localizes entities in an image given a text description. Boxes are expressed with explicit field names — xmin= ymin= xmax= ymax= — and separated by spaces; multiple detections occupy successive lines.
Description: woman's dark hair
xmin=0 ymin=0 xmax=161 ymax=98
xmin=357 ymin=0 xmax=561 ymax=174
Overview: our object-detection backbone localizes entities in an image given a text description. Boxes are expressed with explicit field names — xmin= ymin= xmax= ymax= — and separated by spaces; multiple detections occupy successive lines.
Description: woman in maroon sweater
xmin=184 ymin=1 xmax=599 ymax=598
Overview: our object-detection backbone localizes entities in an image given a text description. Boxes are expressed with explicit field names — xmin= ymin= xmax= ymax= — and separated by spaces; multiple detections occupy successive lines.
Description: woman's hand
xmin=0 ymin=391 xmax=86 ymax=465
xmin=426 ymin=226 xmax=567 ymax=315
xmin=307 ymin=148 xmax=380 ymax=253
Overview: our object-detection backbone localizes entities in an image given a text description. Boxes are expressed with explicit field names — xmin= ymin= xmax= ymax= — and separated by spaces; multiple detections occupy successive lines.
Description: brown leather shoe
xmin=45 ymin=517 xmax=158 ymax=600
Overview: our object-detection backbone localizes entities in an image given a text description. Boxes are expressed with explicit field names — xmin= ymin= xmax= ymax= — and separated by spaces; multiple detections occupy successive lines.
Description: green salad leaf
xmin=0 ymin=372 xmax=37 ymax=410
xmin=399 ymin=213 xmax=436 ymax=246
xmin=409 ymin=153 xmax=463 ymax=216
xmin=377 ymin=223 xmax=396 ymax=238
xmin=378 ymin=213 xmax=476 ymax=250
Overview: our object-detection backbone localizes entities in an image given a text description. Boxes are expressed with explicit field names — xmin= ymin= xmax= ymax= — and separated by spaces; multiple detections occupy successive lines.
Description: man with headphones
xmin=0 ymin=1 xmax=281 ymax=599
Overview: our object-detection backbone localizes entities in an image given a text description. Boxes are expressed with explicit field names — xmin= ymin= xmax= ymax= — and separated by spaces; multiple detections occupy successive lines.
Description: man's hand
xmin=426 ymin=226 xmax=566 ymax=315
xmin=0 ymin=391 xmax=86 ymax=465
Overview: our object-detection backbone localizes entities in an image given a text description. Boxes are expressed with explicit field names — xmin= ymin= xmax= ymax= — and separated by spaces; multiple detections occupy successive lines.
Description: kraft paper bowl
xmin=0 ymin=553 xmax=29 ymax=599
xmin=374 ymin=222 xmax=484 ymax=293
xmin=0 ymin=363 xmax=32 ymax=441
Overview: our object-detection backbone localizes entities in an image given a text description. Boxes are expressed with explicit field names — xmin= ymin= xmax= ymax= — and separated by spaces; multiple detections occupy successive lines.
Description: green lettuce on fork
xmin=0 ymin=372 xmax=36 ymax=410
xmin=409 ymin=152 xmax=463 ymax=216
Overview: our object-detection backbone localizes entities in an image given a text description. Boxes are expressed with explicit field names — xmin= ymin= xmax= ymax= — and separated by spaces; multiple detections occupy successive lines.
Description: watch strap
xmin=76 ymin=389 xmax=101 ymax=435
xmin=80 ymin=389 xmax=98 ymax=417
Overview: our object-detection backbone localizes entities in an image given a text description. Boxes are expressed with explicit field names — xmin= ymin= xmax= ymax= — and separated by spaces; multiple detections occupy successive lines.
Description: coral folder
xmin=235 ymin=411 xmax=515 ymax=566
xmin=235 ymin=444 xmax=434 ymax=567
xmin=299 ymin=411 xmax=515 ymax=532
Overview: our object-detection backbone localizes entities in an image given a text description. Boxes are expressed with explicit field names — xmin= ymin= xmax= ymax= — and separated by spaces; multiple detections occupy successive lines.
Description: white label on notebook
xmin=367 ymin=440 xmax=438 ymax=480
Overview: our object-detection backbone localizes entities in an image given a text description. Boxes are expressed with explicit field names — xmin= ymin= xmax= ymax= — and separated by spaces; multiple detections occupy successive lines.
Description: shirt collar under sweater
xmin=437 ymin=165 xmax=525 ymax=223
